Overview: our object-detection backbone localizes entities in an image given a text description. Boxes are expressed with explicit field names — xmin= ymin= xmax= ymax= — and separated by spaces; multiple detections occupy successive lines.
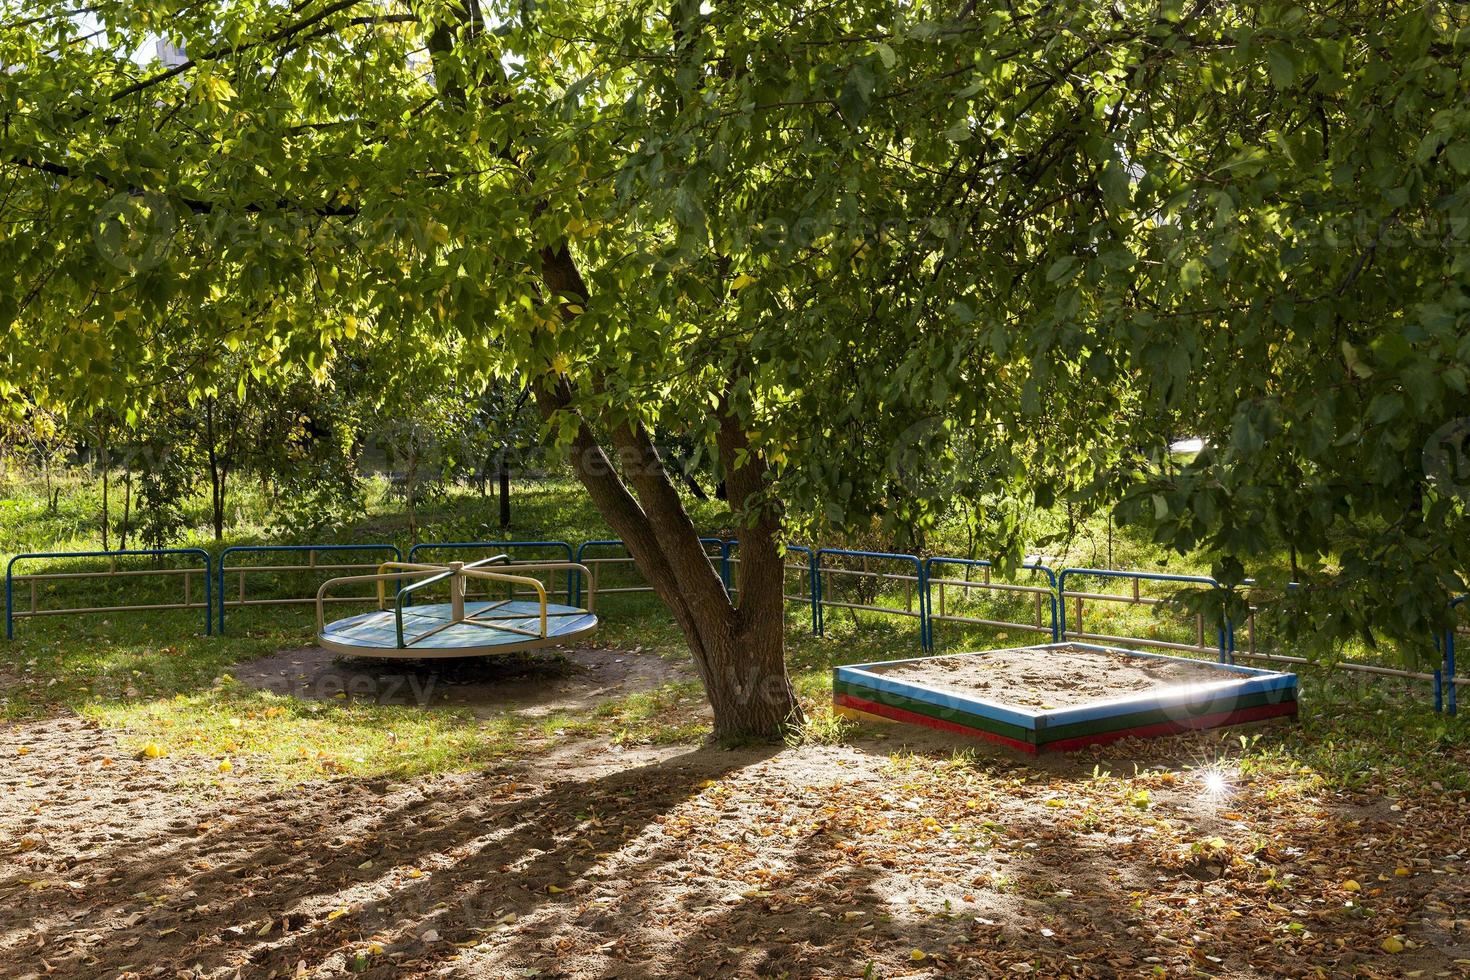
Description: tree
xmin=4 ymin=1 xmax=1469 ymax=736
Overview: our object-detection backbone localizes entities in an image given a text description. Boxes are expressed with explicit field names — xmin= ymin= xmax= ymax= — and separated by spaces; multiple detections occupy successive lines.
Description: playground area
xmin=3 ymin=481 xmax=1470 ymax=978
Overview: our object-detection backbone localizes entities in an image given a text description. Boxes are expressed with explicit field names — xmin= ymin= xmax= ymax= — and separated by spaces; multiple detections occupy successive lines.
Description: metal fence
xmin=926 ymin=558 xmax=1058 ymax=645
xmin=217 ymin=544 xmax=400 ymax=634
xmin=6 ymin=548 xmax=214 ymax=638
xmin=3 ymin=538 xmax=1465 ymax=716
xmin=1057 ymin=567 xmax=1228 ymax=662
xmin=814 ymin=549 xmax=929 ymax=649
xmin=571 ymin=538 xmax=726 ymax=607
xmin=408 ymin=540 xmax=576 ymax=605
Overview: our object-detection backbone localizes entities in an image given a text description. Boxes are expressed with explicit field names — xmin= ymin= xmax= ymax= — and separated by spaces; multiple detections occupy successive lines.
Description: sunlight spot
xmin=1201 ymin=768 xmax=1230 ymax=799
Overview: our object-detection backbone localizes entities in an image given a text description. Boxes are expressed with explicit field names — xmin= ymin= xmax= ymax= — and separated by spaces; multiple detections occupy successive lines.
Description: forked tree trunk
xmin=421 ymin=11 xmax=800 ymax=739
xmin=533 ymin=245 xmax=802 ymax=739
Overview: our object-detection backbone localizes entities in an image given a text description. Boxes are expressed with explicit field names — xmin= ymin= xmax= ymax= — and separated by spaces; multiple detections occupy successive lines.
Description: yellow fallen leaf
xmin=218 ymin=758 xmax=233 ymax=773
xmin=910 ymin=949 xmax=927 ymax=962
xmin=546 ymin=884 xmax=564 ymax=894
xmin=1342 ymin=880 xmax=1361 ymax=892
xmin=142 ymin=743 xmax=164 ymax=759
xmin=1395 ymin=867 xmax=1411 ymax=876
xmin=17 ymin=746 xmax=30 ymax=756
xmin=1381 ymin=937 xmax=1404 ymax=953
xmin=408 ymin=868 xmax=423 ymax=879
xmin=697 ymin=779 xmax=716 ymax=789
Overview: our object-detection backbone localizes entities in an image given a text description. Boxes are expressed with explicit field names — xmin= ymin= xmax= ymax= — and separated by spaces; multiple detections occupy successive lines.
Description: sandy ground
xmin=875 ymin=645 xmax=1248 ymax=709
xmin=2 ymin=649 xmax=1467 ymax=978
xmin=232 ymin=644 xmax=687 ymax=717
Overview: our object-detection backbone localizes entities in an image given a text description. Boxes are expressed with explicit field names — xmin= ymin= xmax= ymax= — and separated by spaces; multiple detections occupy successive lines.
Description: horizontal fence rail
xmin=815 ymin=549 xmax=929 ymax=649
xmin=1058 ymin=568 xmax=1228 ymax=662
xmin=1224 ymin=583 xmax=1463 ymax=710
xmin=4 ymin=537 xmax=1465 ymax=717
xmin=571 ymin=538 xmax=726 ymax=607
xmin=925 ymin=558 xmax=1059 ymax=645
xmin=6 ymin=548 xmax=213 ymax=638
xmin=408 ymin=541 xmax=576 ymax=605
xmin=217 ymin=544 xmax=401 ymax=634
xmin=725 ymin=542 xmax=819 ymax=632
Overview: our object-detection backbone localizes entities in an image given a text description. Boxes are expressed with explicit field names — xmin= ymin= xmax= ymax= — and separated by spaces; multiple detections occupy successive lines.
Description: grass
xmin=1 ymin=465 xmax=1467 ymax=795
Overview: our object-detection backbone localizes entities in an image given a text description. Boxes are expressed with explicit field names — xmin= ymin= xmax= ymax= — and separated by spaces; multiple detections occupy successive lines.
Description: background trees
xmin=2 ymin=0 xmax=1468 ymax=736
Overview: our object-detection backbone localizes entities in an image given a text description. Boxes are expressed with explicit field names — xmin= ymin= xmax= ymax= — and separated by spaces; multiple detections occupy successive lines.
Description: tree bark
xmin=204 ymin=398 xmax=228 ymax=541
xmin=99 ymin=424 xmax=110 ymax=551
xmin=534 ymin=368 xmax=802 ymax=739
xmin=419 ymin=8 xmax=801 ymax=739
xmin=497 ymin=450 xmax=511 ymax=530
xmin=120 ymin=468 xmax=132 ymax=551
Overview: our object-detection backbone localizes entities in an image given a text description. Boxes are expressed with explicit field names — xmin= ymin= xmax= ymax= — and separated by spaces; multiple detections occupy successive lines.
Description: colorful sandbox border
xmin=832 ymin=642 xmax=1299 ymax=753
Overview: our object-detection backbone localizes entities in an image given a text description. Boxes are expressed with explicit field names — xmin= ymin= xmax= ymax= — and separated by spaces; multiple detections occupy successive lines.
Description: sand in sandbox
xmin=870 ymin=645 xmax=1239 ymax=710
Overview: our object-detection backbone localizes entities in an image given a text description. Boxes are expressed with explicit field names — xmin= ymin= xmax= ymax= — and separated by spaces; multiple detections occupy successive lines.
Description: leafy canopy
xmin=2 ymin=0 xmax=1469 ymax=652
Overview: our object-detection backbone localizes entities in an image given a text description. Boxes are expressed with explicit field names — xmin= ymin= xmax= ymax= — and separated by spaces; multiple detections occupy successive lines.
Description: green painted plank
xmin=834 ymin=679 xmax=1036 ymax=744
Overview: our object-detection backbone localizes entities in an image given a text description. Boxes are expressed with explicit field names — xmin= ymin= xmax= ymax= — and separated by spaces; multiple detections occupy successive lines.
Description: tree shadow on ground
xmin=1 ymin=743 xmax=775 ymax=978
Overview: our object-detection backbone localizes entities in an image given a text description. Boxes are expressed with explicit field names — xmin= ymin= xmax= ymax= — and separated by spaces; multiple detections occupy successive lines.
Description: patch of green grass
xmin=588 ymin=681 xmax=710 ymax=745
xmin=3 ymin=465 xmax=1466 ymax=798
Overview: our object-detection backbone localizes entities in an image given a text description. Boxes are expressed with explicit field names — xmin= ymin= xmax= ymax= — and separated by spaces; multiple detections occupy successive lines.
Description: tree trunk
xmin=497 ymin=450 xmax=511 ymax=530
xmin=419 ymin=15 xmax=800 ymax=739
xmin=120 ymin=469 xmax=132 ymax=551
xmin=204 ymin=399 xmax=227 ymax=541
xmin=530 ymin=302 xmax=802 ymax=740
xmin=99 ymin=427 xmax=110 ymax=551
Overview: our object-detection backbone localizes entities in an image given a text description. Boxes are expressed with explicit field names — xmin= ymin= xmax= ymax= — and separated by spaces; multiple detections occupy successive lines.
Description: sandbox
xmin=833 ymin=642 xmax=1298 ymax=753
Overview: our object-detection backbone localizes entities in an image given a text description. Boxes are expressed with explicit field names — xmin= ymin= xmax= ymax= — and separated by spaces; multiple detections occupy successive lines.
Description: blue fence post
xmin=922 ymin=557 xmax=1058 ymax=650
xmin=5 ymin=556 xmax=15 ymax=641
xmin=919 ymin=560 xmax=932 ymax=651
xmin=922 ymin=557 xmax=934 ymax=651
xmin=1448 ymin=629 xmax=1457 ymax=717
xmin=1447 ymin=595 xmax=1464 ymax=717
xmin=1057 ymin=568 xmax=1070 ymax=639
xmin=1434 ymin=632 xmax=1445 ymax=713
xmin=1058 ymin=567 xmax=1226 ymax=661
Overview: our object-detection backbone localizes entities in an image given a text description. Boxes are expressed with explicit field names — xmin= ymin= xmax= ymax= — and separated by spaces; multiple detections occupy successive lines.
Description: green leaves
xmin=2 ymin=0 xmax=1468 ymax=659
xmin=837 ymin=63 xmax=875 ymax=126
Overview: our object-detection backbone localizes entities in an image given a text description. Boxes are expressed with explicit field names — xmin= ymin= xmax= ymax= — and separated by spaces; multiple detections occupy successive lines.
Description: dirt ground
xmin=231 ymin=645 xmax=689 ymax=718
xmin=3 ymin=654 xmax=1469 ymax=978
xmin=876 ymin=646 xmax=1251 ymax=709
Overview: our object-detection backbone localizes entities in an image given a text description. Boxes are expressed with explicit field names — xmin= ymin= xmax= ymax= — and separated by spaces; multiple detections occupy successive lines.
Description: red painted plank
xmin=835 ymin=693 xmax=1298 ymax=755
xmin=834 ymin=693 xmax=1037 ymax=754
xmin=1039 ymin=701 xmax=1298 ymax=753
